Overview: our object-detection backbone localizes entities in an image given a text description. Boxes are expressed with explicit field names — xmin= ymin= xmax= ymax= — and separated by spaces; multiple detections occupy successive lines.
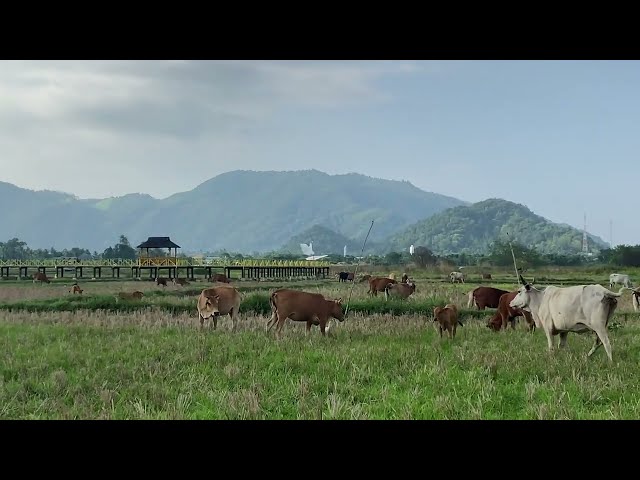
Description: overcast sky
xmin=1 ymin=60 xmax=639 ymax=246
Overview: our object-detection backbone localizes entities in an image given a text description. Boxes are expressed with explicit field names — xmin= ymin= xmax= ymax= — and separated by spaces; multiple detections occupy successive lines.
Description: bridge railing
xmin=0 ymin=258 xmax=332 ymax=267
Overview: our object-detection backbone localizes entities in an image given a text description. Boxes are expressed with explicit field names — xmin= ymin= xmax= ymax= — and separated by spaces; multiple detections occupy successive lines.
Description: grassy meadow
xmin=1 ymin=265 xmax=640 ymax=419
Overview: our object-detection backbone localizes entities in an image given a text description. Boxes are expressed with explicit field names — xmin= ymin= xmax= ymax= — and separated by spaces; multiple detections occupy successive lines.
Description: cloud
xmin=0 ymin=60 xmax=422 ymax=198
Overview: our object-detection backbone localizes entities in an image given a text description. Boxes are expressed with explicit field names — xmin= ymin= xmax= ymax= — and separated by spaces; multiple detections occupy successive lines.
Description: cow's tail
xmin=466 ymin=289 xmax=476 ymax=309
xmin=269 ymin=291 xmax=278 ymax=312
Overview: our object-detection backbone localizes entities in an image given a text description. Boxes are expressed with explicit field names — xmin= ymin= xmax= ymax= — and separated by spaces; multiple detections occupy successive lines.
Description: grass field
xmin=1 ymin=266 xmax=639 ymax=419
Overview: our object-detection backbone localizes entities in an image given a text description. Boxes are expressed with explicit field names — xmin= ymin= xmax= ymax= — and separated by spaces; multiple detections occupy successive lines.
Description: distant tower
xmin=409 ymin=244 xmax=415 ymax=255
xmin=343 ymin=245 xmax=347 ymax=257
xmin=582 ymin=213 xmax=588 ymax=254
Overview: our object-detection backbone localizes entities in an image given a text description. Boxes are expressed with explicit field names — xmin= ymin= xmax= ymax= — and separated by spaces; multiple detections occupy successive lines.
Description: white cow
xmin=609 ymin=273 xmax=632 ymax=288
xmin=509 ymin=283 xmax=630 ymax=362
xmin=449 ymin=271 xmax=465 ymax=283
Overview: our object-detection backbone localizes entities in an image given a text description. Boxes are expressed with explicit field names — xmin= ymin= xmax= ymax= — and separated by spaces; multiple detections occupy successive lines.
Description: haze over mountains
xmin=0 ymin=170 xmax=607 ymax=255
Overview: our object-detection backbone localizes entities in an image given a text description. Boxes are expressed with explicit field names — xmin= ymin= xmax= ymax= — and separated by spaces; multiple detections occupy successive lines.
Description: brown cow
xmin=358 ymin=274 xmax=372 ymax=283
xmin=487 ymin=291 xmax=536 ymax=332
xmin=433 ymin=304 xmax=463 ymax=339
xmin=115 ymin=291 xmax=144 ymax=302
xmin=368 ymin=277 xmax=397 ymax=297
xmin=196 ymin=286 xmax=241 ymax=331
xmin=173 ymin=278 xmax=190 ymax=286
xmin=384 ymin=281 xmax=416 ymax=301
xmin=467 ymin=286 xmax=510 ymax=310
xmin=209 ymin=273 xmax=231 ymax=284
xmin=156 ymin=277 xmax=168 ymax=287
xmin=69 ymin=284 xmax=83 ymax=294
xmin=32 ymin=272 xmax=50 ymax=284
xmin=266 ymin=289 xmax=344 ymax=338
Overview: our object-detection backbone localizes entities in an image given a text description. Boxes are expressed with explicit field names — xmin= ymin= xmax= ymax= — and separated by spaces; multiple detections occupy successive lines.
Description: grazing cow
xmin=609 ymin=273 xmax=632 ymax=288
xmin=266 ymin=289 xmax=344 ymax=338
xmin=115 ymin=291 xmax=144 ymax=302
xmin=346 ymin=272 xmax=354 ymax=282
xmin=482 ymin=273 xmax=492 ymax=280
xmin=401 ymin=273 xmax=409 ymax=284
xmin=433 ymin=304 xmax=463 ymax=339
xmin=384 ymin=281 xmax=416 ymax=301
xmin=209 ymin=273 xmax=231 ymax=284
xmin=467 ymin=286 xmax=510 ymax=310
xmin=358 ymin=274 xmax=372 ymax=283
xmin=337 ymin=271 xmax=353 ymax=283
xmin=156 ymin=277 xmax=168 ymax=287
xmin=69 ymin=284 xmax=83 ymax=295
xmin=487 ymin=291 xmax=536 ymax=332
xmin=197 ymin=286 xmax=242 ymax=331
xmin=173 ymin=278 xmax=190 ymax=286
xmin=368 ymin=277 xmax=398 ymax=297
xmin=32 ymin=272 xmax=50 ymax=284
xmin=449 ymin=271 xmax=465 ymax=283
xmin=509 ymin=283 xmax=630 ymax=362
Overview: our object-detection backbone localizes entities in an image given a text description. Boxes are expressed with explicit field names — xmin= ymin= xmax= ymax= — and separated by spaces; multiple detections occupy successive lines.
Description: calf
xmin=433 ymin=304 xmax=463 ymax=339
xmin=32 ymin=272 xmax=50 ymax=284
xmin=487 ymin=291 xmax=536 ymax=332
xmin=156 ymin=277 xmax=168 ymax=287
xmin=368 ymin=277 xmax=397 ymax=297
xmin=209 ymin=273 xmax=231 ymax=284
xmin=337 ymin=271 xmax=352 ymax=282
xmin=197 ymin=286 xmax=242 ymax=331
xmin=173 ymin=278 xmax=190 ymax=286
xmin=115 ymin=291 xmax=144 ymax=302
xmin=266 ymin=289 xmax=344 ymax=338
xmin=69 ymin=284 xmax=83 ymax=295
xmin=449 ymin=271 xmax=465 ymax=283
xmin=384 ymin=281 xmax=416 ymax=301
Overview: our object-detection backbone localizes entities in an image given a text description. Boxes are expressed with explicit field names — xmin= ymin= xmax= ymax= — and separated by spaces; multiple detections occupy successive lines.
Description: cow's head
xmin=408 ymin=281 xmax=416 ymax=293
xmin=329 ymin=298 xmax=345 ymax=322
xmin=201 ymin=294 xmax=222 ymax=318
xmin=509 ymin=283 xmax=536 ymax=310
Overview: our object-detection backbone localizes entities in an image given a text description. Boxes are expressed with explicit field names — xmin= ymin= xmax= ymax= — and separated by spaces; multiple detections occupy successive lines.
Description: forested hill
xmin=385 ymin=198 xmax=609 ymax=255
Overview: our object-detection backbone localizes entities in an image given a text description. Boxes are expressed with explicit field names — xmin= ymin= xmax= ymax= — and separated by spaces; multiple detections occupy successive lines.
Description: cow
xmin=156 ymin=277 xmax=168 ymax=287
xmin=482 ymin=273 xmax=492 ymax=280
xmin=196 ymin=286 xmax=242 ymax=331
xmin=209 ymin=273 xmax=231 ymax=284
xmin=115 ymin=291 xmax=144 ymax=302
xmin=337 ymin=272 xmax=354 ymax=283
xmin=467 ymin=286 xmax=510 ymax=310
xmin=265 ymin=289 xmax=344 ymax=338
xmin=609 ymin=273 xmax=632 ymax=289
xmin=358 ymin=274 xmax=372 ymax=283
xmin=69 ymin=284 xmax=83 ymax=295
xmin=32 ymin=272 xmax=50 ymax=284
xmin=384 ymin=281 xmax=416 ymax=301
xmin=173 ymin=278 xmax=190 ymax=286
xmin=401 ymin=273 xmax=409 ymax=284
xmin=509 ymin=283 xmax=631 ymax=362
xmin=433 ymin=304 xmax=463 ymax=339
xmin=368 ymin=277 xmax=397 ymax=297
xmin=449 ymin=271 xmax=465 ymax=283
xmin=487 ymin=291 xmax=536 ymax=332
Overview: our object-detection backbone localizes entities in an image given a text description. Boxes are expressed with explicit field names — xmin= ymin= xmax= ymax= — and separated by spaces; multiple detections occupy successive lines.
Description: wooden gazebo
xmin=136 ymin=237 xmax=181 ymax=266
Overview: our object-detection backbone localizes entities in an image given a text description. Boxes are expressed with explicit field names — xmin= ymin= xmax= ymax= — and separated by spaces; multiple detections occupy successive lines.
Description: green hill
xmin=385 ymin=198 xmax=609 ymax=255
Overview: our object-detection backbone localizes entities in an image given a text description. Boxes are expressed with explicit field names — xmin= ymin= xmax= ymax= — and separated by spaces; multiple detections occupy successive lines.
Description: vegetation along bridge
xmin=0 ymin=258 xmax=332 ymax=281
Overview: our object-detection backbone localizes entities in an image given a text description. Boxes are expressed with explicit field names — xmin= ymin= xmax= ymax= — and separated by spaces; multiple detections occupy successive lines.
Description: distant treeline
xmin=2 ymin=236 xmax=640 ymax=268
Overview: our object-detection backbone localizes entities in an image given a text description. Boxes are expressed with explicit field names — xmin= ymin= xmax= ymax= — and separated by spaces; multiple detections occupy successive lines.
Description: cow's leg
xmin=212 ymin=315 xmax=218 ymax=330
xmin=199 ymin=313 xmax=205 ymax=330
xmin=319 ymin=318 xmax=327 ymax=337
xmin=306 ymin=321 xmax=312 ymax=336
xmin=587 ymin=334 xmax=602 ymax=358
xmin=439 ymin=325 xmax=443 ymax=338
xmin=589 ymin=325 xmax=613 ymax=362
xmin=229 ymin=309 xmax=237 ymax=332
xmin=543 ymin=325 xmax=555 ymax=353
xmin=266 ymin=311 xmax=278 ymax=332
xmin=559 ymin=332 xmax=569 ymax=348
xmin=451 ymin=324 xmax=456 ymax=339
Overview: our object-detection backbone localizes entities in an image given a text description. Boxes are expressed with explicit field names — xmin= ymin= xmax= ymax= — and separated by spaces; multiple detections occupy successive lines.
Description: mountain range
xmin=0 ymin=170 xmax=607 ymax=255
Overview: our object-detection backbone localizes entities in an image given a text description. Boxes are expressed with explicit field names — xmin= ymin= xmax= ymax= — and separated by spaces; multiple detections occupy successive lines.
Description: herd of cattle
xmin=24 ymin=268 xmax=640 ymax=362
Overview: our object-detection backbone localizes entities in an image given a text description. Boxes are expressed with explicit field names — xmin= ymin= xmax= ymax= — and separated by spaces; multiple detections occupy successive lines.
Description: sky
xmin=1 ymin=60 xmax=639 ymax=246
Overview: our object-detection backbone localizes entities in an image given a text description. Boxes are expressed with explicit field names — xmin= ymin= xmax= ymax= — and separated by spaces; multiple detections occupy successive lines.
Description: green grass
xmin=1 ymin=312 xmax=639 ymax=419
